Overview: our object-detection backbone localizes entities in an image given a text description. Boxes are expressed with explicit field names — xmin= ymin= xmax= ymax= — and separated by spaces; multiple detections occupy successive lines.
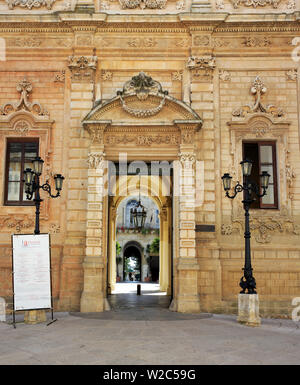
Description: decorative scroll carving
xmin=176 ymin=0 xmax=185 ymax=9
xmin=117 ymin=72 xmax=168 ymax=118
xmin=10 ymin=37 xmax=42 ymax=47
xmin=231 ymin=0 xmax=281 ymax=8
xmin=180 ymin=129 xmax=195 ymax=144
xmin=68 ymin=55 xmax=98 ymax=82
xmin=54 ymin=70 xmax=65 ymax=83
xmin=0 ymin=78 xmax=48 ymax=117
xmin=243 ymin=37 xmax=271 ymax=47
xmin=222 ymin=206 xmax=300 ymax=244
xmin=6 ymin=0 xmax=56 ymax=9
xmin=49 ymin=223 xmax=60 ymax=234
xmin=286 ymin=69 xmax=297 ymax=81
xmin=187 ymin=55 xmax=216 ymax=70
xmin=14 ymin=120 xmax=30 ymax=134
xmin=172 ymin=71 xmax=183 ymax=81
xmin=127 ymin=38 xmax=157 ymax=48
xmin=88 ymin=152 xmax=106 ymax=169
xmin=193 ymin=35 xmax=210 ymax=47
xmin=187 ymin=55 xmax=216 ymax=82
xmin=102 ymin=71 xmax=113 ymax=81
xmin=215 ymin=0 xmax=225 ymax=8
xmin=0 ymin=215 xmax=34 ymax=233
xmin=106 ymin=134 xmax=179 ymax=146
xmin=119 ymin=0 xmax=167 ymax=9
xmin=85 ymin=125 xmax=105 ymax=144
xmin=219 ymin=70 xmax=231 ymax=82
xmin=179 ymin=152 xmax=196 ymax=169
xmin=232 ymin=76 xmax=284 ymax=118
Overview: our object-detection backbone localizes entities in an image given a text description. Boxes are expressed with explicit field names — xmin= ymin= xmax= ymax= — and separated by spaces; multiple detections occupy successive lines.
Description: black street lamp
xmin=23 ymin=157 xmax=65 ymax=235
xmin=130 ymin=175 xmax=147 ymax=231
xmin=221 ymin=159 xmax=270 ymax=294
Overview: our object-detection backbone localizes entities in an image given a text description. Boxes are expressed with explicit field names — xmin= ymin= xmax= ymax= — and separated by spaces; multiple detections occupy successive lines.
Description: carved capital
xmin=68 ymin=55 xmax=98 ymax=82
xmin=187 ymin=55 xmax=216 ymax=82
xmin=178 ymin=152 xmax=196 ymax=169
xmin=88 ymin=152 xmax=106 ymax=169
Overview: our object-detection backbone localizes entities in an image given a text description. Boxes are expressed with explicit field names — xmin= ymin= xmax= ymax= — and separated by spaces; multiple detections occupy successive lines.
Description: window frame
xmin=243 ymin=140 xmax=278 ymax=210
xmin=4 ymin=137 xmax=39 ymax=206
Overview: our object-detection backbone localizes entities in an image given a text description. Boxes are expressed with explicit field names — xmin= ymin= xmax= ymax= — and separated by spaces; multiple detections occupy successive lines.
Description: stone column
xmin=59 ymin=54 xmax=97 ymax=311
xmin=159 ymin=205 xmax=170 ymax=293
xmin=108 ymin=203 xmax=117 ymax=294
xmin=80 ymin=146 xmax=108 ymax=312
xmin=170 ymin=143 xmax=201 ymax=313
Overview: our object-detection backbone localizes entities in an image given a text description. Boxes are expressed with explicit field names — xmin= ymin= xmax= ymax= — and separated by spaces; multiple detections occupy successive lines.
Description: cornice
xmin=0 ymin=12 xmax=298 ymax=33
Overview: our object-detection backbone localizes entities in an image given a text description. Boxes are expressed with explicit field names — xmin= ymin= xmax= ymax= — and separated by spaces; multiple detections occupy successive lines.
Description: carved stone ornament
xmin=6 ymin=0 xmax=56 ymax=9
xmin=231 ymin=0 xmax=281 ymax=7
xmin=179 ymin=152 xmax=196 ymax=169
xmin=0 ymin=215 xmax=34 ymax=233
xmin=119 ymin=0 xmax=167 ymax=9
xmin=54 ymin=70 xmax=65 ymax=83
xmin=286 ymin=69 xmax=297 ymax=81
xmin=68 ymin=55 xmax=98 ymax=82
xmin=0 ymin=78 xmax=48 ymax=117
xmin=187 ymin=55 xmax=216 ymax=82
xmin=88 ymin=152 xmax=106 ymax=169
xmin=117 ymin=72 xmax=168 ymax=118
xmin=222 ymin=205 xmax=300 ymax=244
xmin=232 ymin=76 xmax=284 ymax=118
xmin=219 ymin=70 xmax=231 ymax=82
xmin=106 ymin=134 xmax=179 ymax=146
xmin=14 ymin=120 xmax=30 ymax=134
xmin=243 ymin=37 xmax=271 ymax=47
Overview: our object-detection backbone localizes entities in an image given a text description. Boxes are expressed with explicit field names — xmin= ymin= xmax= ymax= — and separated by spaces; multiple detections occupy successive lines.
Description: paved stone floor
xmin=0 ymin=283 xmax=300 ymax=365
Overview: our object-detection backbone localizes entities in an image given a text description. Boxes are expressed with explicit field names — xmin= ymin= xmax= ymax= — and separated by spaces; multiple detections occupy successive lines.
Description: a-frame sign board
xmin=11 ymin=233 xmax=56 ymax=328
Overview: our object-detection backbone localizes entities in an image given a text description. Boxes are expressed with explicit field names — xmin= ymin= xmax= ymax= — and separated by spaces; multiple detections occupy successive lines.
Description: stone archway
xmin=80 ymin=72 xmax=202 ymax=313
xmin=123 ymin=242 xmax=143 ymax=281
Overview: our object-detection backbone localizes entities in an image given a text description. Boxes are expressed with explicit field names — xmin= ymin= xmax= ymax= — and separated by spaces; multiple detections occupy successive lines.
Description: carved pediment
xmin=0 ymin=79 xmax=53 ymax=132
xmin=83 ymin=72 xmax=202 ymax=127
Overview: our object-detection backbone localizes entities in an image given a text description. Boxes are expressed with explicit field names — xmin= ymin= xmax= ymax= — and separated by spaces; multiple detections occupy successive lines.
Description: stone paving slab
xmin=1 ymin=310 xmax=300 ymax=365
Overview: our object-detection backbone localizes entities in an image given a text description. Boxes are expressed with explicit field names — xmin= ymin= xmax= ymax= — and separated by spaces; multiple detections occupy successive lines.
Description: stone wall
xmin=0 ymin=7 xmax=299 ymax=317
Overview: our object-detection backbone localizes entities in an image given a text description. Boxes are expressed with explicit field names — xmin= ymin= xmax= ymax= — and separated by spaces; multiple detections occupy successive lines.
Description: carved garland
xmin=117 ymin=72 xmax=168 ymax=118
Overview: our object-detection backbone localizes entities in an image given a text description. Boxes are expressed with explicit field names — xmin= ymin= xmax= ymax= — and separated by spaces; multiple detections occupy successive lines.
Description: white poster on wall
xmin=12 ymin=234 xmax=52 ymax=311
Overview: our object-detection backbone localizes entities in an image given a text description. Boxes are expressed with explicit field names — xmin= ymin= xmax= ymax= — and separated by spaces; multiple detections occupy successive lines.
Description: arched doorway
xmin=123 ymin=243 xmax=142 ymax=282
xmin=80 ymin=72 xmax=202 ymax=314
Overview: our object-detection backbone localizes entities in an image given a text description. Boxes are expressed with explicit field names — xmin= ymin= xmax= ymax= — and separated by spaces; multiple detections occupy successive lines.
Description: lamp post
xmin=23 ymin=156 xmax=65 ymax=234
xmin=221 ymin=159 xmax=270 ymax=294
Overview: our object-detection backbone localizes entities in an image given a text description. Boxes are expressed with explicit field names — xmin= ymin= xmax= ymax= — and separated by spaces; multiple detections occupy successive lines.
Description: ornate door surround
xmin=81 ymin=73 xmax=203 ymax=313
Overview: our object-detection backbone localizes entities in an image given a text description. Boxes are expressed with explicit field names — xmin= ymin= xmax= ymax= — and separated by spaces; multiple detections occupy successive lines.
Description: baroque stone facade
xmin=0 ymin=0 xmax=299 ymax=318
